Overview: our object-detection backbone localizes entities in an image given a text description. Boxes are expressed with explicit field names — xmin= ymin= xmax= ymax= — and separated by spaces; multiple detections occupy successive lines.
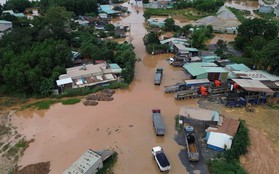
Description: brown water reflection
xmin=14 ymin=2 xmax=195 ymax=174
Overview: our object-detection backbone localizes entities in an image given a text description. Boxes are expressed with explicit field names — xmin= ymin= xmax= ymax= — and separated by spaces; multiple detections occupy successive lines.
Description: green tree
xmin=164 ymin=18 xmax=175 ymax=31
xmin=214 ymin=40 xmax=227 ymax=57
xmin=143 ymin=32 xmax=160 ymax=45
xmin=260 ymin=39 xmax=279 ymax=75
xmin=4 ymin=0 xmax=32 ymax=13
xmin=142 ymin=0 xmax=149 ymax=4
xmin=235 ymin=18 xmax=278 ymax=50
xmin=45 ymin=6 xmax=72 ymax=39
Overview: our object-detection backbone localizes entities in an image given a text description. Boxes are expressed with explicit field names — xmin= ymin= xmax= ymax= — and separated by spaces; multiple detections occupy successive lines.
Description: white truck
xmin=152 ymin=146 xmax=171 ymax=172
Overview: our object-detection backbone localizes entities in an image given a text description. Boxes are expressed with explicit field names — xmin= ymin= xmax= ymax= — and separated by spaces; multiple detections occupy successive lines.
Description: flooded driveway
xmin=13 ymin=2 xmax=199 ymax=174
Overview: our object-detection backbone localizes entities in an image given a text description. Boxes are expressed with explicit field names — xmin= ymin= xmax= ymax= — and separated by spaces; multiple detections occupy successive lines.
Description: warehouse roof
xmin=183 ymin=62 xmax=218 ymax=76
xmin=232 ymin=79 xmax=274 ymax=93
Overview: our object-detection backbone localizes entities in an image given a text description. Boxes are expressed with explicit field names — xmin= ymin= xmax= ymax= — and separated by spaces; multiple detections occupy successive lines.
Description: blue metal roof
xmin=99 ymin=5 xmax=119 ymax=14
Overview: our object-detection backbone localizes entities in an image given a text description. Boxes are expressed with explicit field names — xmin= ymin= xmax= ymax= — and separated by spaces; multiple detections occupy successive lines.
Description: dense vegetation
xmin=173 ymin=0 xmax=224 ymax=13
xmin=0 ymin=1 xmax=136 ymax=97
xmin=207 ymin=120 xmax=250 ymax=174
xmin=234 ymin=18 xmax=279 ymax=75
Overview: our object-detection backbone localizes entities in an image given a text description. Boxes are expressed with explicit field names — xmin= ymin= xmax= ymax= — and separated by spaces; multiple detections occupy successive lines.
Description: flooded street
xmin=13 ymin=2 xmax=197 ymax=174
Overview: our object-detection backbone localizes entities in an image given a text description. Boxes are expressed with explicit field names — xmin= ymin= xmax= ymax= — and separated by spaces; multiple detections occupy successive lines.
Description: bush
xmin=61 ymin=98 xmax=81 ymax=105
xmin=207 ymin=159 xmax=247 ymax=174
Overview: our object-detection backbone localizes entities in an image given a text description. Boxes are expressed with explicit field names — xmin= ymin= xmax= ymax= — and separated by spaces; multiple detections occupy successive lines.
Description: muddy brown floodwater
xmin=13 ymin=2 xmax=199 ymax=174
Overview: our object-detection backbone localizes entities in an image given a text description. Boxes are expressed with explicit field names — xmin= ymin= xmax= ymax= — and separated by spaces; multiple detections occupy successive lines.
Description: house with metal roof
xmin=233 ymin=70 xmax=279 ymax=81
xmin=63 ymin=149 xmax=103 ymax=174
xmin=147 ymin=18 xmax=165 ymax=28
xmin=99 ymin=5 xmax=119 ymax=15
xmin=183 ymin=62 xmax=229 ymax=80
xmin=56 ymin=63 xmax=122 ymax=92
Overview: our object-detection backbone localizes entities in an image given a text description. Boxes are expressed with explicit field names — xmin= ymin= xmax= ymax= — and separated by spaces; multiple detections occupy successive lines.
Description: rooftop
xmin=63 ymin=149 xmax=102 ymax=174
xmin=208 ymin=117 xmax=240 ymax=136
xmin=207 ymin=132 xmax=233 ymax=150
xmin=226 ymin=63 xmax=251 ymax=71
xmin=232 ymin=79 xmax=274 ymax=93
xmin=234 ymin=70 xmax=279 ymax=81
xmin=203 ymin=67 xmax=229 ymax=73
xmin=160 ymin=37 xmax=188 ymax=45
xmin=183 ymin=62 xmax=217 ymax=76
xmin=179 ymin=106 xmax=220 ymax=122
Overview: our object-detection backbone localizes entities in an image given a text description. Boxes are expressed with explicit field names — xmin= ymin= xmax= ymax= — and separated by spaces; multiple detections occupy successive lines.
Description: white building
xmin=63 ymin=149 xmax=103 ymax=174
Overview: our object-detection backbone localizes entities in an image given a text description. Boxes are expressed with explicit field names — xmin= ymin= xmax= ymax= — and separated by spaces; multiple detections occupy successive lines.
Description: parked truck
xmin=184 ymin=126 xmax=199 ymax=162
xmin=152 ymin=109 xmax=166 ymax=136
xmin=174 ymin=89 xmax=200 ymax=100
xmin=164 ymin=79 xmax=210 ymax=93
xmin=164 ymin=82 xmax=188 ymax=93
xmin=154 ymin=68 xmax=163 ymax=85
xmin=152 ymin=146 xmax=171 ymax=172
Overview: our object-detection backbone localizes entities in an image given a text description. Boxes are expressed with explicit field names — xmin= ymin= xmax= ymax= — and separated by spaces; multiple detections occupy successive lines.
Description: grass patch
xmin=97 ymin=152 xmax=118 ymax=174
xmin=61 ymin=98 xmax=81 ymax=105
xmin=7 ymin=139 xmax=30 ymax=157
xmin=21 ymin=99 xmax=60 ymax=110
xmin=175 ymin=115 xmax=184 ymax=133
xmin=227 ymin=7 xmax=250 ymax=23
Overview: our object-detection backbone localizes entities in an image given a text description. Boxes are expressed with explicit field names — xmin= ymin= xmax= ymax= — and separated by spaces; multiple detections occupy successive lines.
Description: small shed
xmin=206 ymin=132 xmax=233 ymax=152
xmin=173 ymin=43 xmax=188 ymax=54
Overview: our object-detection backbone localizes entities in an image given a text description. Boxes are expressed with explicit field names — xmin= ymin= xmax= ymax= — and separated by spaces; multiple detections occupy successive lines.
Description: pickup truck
xmin=154 ymin=68 xmax=163 ymax=85
xmin=184 ymin=126 xmax=199 ymax=162
xmin=152 ymin=146 xmax=171 ymax=172
xmin=152 ymin=109 xmax=166 ymax=136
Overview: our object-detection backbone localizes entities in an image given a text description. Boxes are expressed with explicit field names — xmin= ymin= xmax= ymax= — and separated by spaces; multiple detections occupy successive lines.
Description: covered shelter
xmin=232 ymin=79 xmax=274 ymax=95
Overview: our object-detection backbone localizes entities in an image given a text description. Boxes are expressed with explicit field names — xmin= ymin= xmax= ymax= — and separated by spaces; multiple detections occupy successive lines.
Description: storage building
xmin=206 ymin=132 xmax=233 ymax=152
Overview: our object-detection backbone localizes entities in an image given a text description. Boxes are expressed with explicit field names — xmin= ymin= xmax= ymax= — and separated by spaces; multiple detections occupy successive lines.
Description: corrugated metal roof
xmin=203 ymin=67 xmax=229 ymax=73
xmin=160 ymin=37 xmax=188 ymax=45
xmin=100 ymin=5 xmax=119 ymax=14
xmin=208 ymin=117 xmax=240 ymax=136
xmin=207 ymin=132 xmax=233 ymax=150
xmin=63 ymin=149 xmax=102 ymax=174
xmin=232 ymin=79 xmax=274 ymax=93
xmin=226 ymin=63 xmax=251 ymax=71
xmin=56 ymin=78 xmax=73 ymax=86
xmin=234 ymin=70 xmax=279 ymax=81
xmin=179 ymin=106 xmax=219 ymax=121
xmin=183 ymin=62 xmax=217 ymax=76
xmin=202 ymin=55 xmax=220 ymax=62
xmin=185 ymin=47 xmax=199 ymax=52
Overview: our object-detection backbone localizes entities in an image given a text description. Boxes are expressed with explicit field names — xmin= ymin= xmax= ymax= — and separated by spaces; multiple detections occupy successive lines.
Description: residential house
xmin=147 ymin=18 xmax=165 ymax=28
xmin=56 ymin=63 xmax=122 ymax=92
xmin=202 ymin=55 xmax=221 ymax=63
xmin=99 ymin=5 xmax=120 ymax=16
xmin=183 ymin=62 xmax=229 ymax=81
xmin=75 ymin=19 xmax=89 ymax=27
